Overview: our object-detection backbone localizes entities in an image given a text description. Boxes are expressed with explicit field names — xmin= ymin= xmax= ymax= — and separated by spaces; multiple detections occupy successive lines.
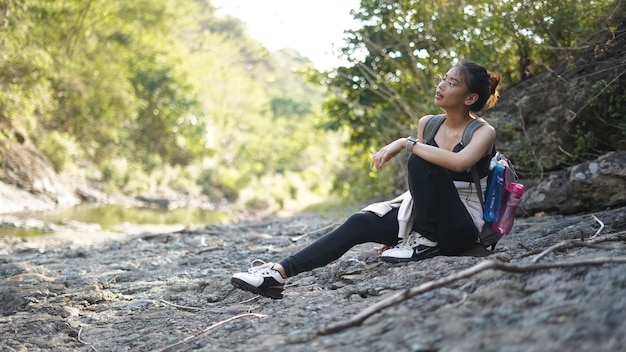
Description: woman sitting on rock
xmin=231 ymin=61 xmax=501 ymax=299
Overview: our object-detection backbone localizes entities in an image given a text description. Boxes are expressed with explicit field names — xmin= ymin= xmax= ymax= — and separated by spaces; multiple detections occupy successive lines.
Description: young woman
xmin=231 ymin=61 xmax=501 ymax=299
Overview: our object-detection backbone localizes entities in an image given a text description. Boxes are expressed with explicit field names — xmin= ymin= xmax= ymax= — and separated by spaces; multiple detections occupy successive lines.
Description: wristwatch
xmin=406 ymin=136 xmax=417 ymax=152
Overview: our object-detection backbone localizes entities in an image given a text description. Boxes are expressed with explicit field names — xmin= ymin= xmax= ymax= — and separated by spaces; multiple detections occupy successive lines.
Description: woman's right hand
xmin=371 ymin=138 xmax=405 ymax=171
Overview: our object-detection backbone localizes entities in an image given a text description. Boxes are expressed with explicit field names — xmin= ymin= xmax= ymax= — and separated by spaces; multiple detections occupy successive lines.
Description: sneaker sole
xmin=381 ymin=248 xmax=440 ymax=263
xmin=230 ymin=277 xmax=284 ymax=299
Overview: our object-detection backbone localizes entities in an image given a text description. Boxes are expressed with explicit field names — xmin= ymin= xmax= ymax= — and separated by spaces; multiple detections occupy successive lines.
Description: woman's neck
xmin=444 ymin=110 xmax=473 ymax=129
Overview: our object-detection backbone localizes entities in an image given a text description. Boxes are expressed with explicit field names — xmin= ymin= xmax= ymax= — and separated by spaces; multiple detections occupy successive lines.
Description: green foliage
xmin=100 ymin=157 xmax=137 ymax=191
xmin=586 ymin=78 xmax=626 ymax=151
xmin=0 ymin=0 xmax=344 ymax=210
xmin=573 ymin=124 xmax=598 ymax=158
xmin=129 ymin=64 xmax=202 ymax=169
xmin=36 ymin=131 xmax=82 ymax=172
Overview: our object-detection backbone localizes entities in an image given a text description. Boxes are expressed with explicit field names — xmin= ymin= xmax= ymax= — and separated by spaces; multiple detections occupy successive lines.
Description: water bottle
xmin=483 ymin=163 xmax=506 ymax=222
xmin=493 ymin=183 xmax=525 ymax=235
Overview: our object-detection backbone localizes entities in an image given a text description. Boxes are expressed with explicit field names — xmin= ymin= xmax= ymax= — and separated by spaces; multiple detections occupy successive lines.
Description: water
xmin=0 ymin=204 xmax=229 ymax=238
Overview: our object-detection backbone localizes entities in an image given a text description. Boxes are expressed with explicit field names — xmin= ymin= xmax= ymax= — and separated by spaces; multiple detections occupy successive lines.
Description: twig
xmin=317 ymin=256 xmax=626 ymax=336
xmin=76 ymin=326 xmax=85 ymax=344
xmin=531 ymin=230 xmax=626 ymax=263
xmin=160 ymin=299 xmax=204 ymax=312
xmin=557 ymin=145 xmax=574 ymax=158
xmin=572 ymin=66 xmax=626 ymax=121
xmin=291 ymin=222 xmax=340 ymax=242
xmin=513 ymin=103 xmax=543 ymax=179
xmin=239 ymin=296 xmax=260 ymax=304
xmin=531 ymin=240 xmax=615 ymax=263
xmin=456 ymin=292 xmax=468 ymax=306
xmin=591 ymin=215 xmax=605 ymax=238
xmin=155 ymin=313 xmax=267 ymax=352
xmin=76 ymin=326 xmax=99 ymax=352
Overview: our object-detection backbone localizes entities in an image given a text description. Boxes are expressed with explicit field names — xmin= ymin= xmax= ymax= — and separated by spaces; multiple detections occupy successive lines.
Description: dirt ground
xmin=1 ymin=206 xmax=625 ymax=352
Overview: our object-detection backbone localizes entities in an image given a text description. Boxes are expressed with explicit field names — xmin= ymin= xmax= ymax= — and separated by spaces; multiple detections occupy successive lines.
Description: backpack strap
xmin=462 ymin=117 xmax=497 ymax=166
xmin=422 ymin=114 xmax=446 ymax=144
xmin=471 ymin=166 xmax=485 ymax=208
xmin=425 ymin=115 xmax=486 ymax=147
xmin=461 ymin=118 xmax=487 ymax=147
xmin=462 ymin=118 xmax=491 ymax=208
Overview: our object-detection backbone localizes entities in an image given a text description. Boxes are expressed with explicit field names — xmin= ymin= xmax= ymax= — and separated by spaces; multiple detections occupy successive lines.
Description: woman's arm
xmin=370 ymin=115 xmax=436 ymax=171
xmin=370 ymin=137 xmax=405 ymax=171
xmin=413 ymin=116 xmax=495 ymax=172
xmin=371 ymin=115 xmax=495 ymax=172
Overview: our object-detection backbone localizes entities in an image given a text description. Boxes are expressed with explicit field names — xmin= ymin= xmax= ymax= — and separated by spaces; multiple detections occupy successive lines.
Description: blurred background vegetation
xmin=0 ymin=0 xmax=622 ymax=214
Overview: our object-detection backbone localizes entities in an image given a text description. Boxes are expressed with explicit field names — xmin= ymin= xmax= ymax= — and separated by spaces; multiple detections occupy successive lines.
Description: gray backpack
xmin=422 ymin=114 xmax=516 ymax=251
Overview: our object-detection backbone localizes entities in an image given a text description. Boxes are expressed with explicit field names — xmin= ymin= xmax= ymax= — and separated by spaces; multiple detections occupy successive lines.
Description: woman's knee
xmin=408 ymin=155 xmax=443 ymax=176
xmin=339 ymin=211 xmax=398 ymax=244
xmin=339 ymin=212 xmax=376 ymax=234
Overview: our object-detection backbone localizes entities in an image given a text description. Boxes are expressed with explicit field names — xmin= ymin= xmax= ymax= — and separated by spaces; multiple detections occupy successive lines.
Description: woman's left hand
xmin=374 ymin=244 xmax=394 ymax=253
xmin=371 ymin=138 xmax=405 ymax=171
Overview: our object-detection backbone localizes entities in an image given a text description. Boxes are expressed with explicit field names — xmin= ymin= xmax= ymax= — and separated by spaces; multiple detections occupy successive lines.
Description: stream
xmin=0 ymin=203 xmax=229 ymax=239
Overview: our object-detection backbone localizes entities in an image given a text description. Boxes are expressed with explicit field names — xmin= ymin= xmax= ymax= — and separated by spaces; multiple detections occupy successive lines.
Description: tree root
xmin=531 ymin=230 xmax=626 ymax=263
xmin=313 ymin=229 xmax=626 ymax=336
xmin=316 ymin=254 xmax=626 ymax=336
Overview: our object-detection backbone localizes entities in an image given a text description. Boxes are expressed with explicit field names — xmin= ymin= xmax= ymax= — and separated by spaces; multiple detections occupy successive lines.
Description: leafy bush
xmin=37 ymin=131 xmax=81 ymax=173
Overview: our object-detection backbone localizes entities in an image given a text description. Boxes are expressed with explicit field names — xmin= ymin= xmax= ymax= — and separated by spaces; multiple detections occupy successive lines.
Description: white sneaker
xmin=231 ymin=260 xmax=286 ymax=299
xmin=381 ymin=232 xmax=439 ymax=263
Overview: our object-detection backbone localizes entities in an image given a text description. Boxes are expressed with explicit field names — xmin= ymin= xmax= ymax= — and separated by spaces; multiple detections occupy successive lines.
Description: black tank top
xmin=429 ymin=139 xmax=491 ymax=182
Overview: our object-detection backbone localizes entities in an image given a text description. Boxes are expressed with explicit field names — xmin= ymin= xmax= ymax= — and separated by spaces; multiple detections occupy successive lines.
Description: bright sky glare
xmin=212 ymin=0 xmax=361 ymax=70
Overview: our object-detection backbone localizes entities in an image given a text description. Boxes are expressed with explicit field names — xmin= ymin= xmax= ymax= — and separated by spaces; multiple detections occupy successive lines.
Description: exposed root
xmin=317 ymin=255 xmax=626 ymax=336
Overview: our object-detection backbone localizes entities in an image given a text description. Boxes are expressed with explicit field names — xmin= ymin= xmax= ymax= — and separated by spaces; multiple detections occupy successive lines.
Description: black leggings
xmin=279 ymin=210 xmax=400 ymax=277
xmin=279 ymin=154 xmax=478 ymax=278
xmin=407 ymin=154 xmax=479 ymax=254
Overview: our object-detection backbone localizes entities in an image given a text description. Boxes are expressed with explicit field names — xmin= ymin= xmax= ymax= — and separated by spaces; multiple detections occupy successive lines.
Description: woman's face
xmin=434 ymin=67 xmax=473 ymax=110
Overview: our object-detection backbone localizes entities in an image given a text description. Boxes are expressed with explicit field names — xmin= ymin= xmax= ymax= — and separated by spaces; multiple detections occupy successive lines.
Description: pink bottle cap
xmin=508 ymin=182 xmax=525 ymax=195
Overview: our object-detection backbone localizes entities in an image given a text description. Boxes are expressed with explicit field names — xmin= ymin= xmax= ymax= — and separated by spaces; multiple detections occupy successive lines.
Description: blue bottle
xmin=483 ymin=163 xmax=505 ymax=222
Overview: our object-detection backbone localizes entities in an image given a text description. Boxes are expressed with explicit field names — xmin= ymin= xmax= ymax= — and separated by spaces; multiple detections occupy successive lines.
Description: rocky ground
xmin=1 ymin=205 xmax=625 ymax=352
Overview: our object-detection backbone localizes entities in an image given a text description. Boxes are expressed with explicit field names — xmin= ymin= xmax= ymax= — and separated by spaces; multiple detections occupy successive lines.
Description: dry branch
xmin=71 ymin=325 xmax=99 ymax=352
xmin=591 ymin=215 xmax=605 ymax=238
xmin=160 ymin=299 xmax=205 ymax=312
xmin=291 ymin=222 xmax=341 ymax=242
xmin=155 ymin=313 xmax=267 ymax=352
xmin=531 ymin=230 xmax=626 ymax=263
xmin=317 ymin=256 xmax=626 ymax=336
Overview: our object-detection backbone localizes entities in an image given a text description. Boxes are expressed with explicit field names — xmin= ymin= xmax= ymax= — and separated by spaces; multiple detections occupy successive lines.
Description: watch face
xmin=406 ymin=138 xmax=416 ymax=152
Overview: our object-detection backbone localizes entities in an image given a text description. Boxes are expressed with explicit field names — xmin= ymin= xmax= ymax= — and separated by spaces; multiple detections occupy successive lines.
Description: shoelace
xmin=248 ymin=259 xmax=274 ymax=274
xmin=397 ymin=232 xmax=420 ymax=249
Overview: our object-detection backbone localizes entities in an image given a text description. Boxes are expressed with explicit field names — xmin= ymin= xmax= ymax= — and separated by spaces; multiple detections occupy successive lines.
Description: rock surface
xmin=522 ymin=151 xmax=626 ymax=214
xmin=0 ymin=139 xmax=79 ymax=213
xmin=1 ymin=206 xmax=625 ymax=351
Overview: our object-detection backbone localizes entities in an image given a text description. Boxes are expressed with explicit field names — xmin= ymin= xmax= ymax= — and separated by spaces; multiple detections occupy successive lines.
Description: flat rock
xmin=0 ymin=207 xmax=624 ymax=351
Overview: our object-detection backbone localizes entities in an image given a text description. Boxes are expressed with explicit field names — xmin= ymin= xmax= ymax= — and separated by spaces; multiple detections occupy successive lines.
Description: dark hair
xmin=456 ymin=61 xmax=501 ymax=112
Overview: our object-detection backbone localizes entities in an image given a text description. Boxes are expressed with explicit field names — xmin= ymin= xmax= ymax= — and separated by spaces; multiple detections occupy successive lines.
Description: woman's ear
xmin=464 ymin=93 xmax=479 ymax=106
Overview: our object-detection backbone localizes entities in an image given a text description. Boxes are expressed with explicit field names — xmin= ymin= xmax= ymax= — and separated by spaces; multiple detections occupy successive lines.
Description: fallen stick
xmin=317 ymin=256 xmax=626 ymax=336
xmin=591 ymin=214 xmax=605 ymax=238
xmin=532 ymin=230 xmax=626 ymax=263
xmin=291 ymin=222 xmax=341 ymax=242
xmin=155 ymin=313 xmax=267 ymax=352
xmin=160 ymin=299 xmax=205 ymax=312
